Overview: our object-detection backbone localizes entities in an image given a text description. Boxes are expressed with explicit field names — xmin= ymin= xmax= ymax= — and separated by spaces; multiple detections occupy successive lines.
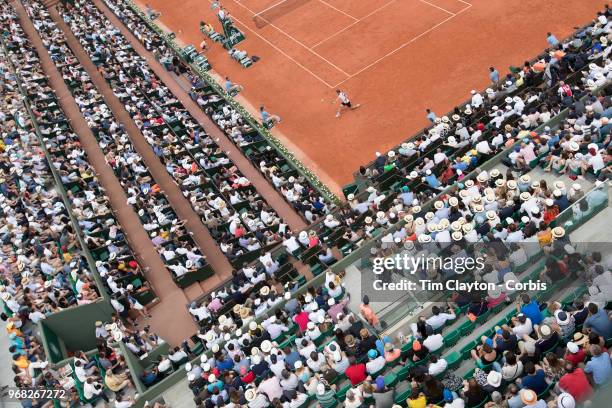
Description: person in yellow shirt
xmin=13 ymin=354 xmax=29 ymax=369
xmin=407 ymin=390 xmax=427 ymax=408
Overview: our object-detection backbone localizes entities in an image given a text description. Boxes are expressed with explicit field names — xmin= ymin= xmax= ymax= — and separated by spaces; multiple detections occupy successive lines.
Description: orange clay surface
xmin=137 ymin=0 xmax=607 ymax=194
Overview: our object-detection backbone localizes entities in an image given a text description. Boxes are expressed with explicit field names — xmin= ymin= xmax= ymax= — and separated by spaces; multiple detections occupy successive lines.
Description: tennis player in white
xmin=334 ymin=89 xmax=360 ymax=117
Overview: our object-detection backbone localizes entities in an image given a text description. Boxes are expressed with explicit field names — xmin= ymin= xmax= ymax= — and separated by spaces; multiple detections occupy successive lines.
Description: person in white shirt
xmin=433 ymin=148 xmax=448 ymax=164
xmin=428 ymin=355 xmax=448 ymax=376
xmin=506 ymin=314 xmax=533 ymax=338
xmin=425 ymin=305 xmax=456 ymax=330
xmin=423 ymin=333 xmax=444 ymax=351
xmin=114 ymin=395 xmax=135 ymax=408
xmin=306 ymin=351 xmax=325 ymax=372
xmin=83 ymin=378 xmax=108 ymax=401
xmin=189 ymin=302 xmax=210 ymax=321
xmin=475 ymin=138 xmax=492 ymax=154
xmin=280 ymin=370 xmax=299 ymax=391
xmin=157 ymin=356 xmax=172 ymax=374
xmin=169 ymin=347 xmax=188 ymax=363
xmin=285 ymin=390 xmax=308 ymax=408
xmin=335 ymin=89 xmax=360 ymax=117
xmin=263 ymin=316 xmax=289 ymax=340
xmin=74 ymin=360 xmax=96 ymax=383
xmin=365 ymin=350 xmax=386 ymax=374
xmin=471 ymin=90 xmax=483 ymax=108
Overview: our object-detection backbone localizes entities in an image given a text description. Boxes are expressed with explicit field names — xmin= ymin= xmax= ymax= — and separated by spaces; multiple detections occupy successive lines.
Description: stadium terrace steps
xmin=13 ymin=0 xmax=200 ymax=345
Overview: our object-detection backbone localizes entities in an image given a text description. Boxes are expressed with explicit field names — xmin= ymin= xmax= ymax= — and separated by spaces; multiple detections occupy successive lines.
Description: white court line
xmin=253 ymin=0 xmax=299 ymax=17
xmin=219 ymin=0 xmax=473 ymax=88
xmin=220 ymin=12 xmax=337 ymax=88
xmin=311 ymin=0 xmax=397 ymax=48
xmin=331 ymin=4 xmax=472 ymax=87
xmin=317 ymin=0 xmax=358 ymax=21
xmin=228 ymin=0 xmax=352 ymax=77
xmin=417 ymin=0 xmax=455 ymax=16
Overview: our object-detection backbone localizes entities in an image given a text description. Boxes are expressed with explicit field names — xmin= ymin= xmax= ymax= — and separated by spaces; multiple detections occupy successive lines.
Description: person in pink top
xmin=359 ymin=296 xmax=381 ymax=330
xmin=487 ymin=287 xmax=507 ymax=310
xmin=207 ymin=295 xmax=222 ymax=313
xmin=293 ymin=308 xmax=310 ymax=331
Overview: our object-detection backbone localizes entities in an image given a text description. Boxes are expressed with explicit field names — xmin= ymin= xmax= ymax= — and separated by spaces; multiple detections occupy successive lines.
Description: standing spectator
xmin=426 ymin=108 xmax=437 ymax=123
xmin=360 ymin=295 xmax=381 ymax=330
xmin=260 ymin=106 xmax=281 ymax=127
xmin=489 ymin=66 xmax=500 ymax=83
xmin=547 ymin=32 xmax=559 ymax=47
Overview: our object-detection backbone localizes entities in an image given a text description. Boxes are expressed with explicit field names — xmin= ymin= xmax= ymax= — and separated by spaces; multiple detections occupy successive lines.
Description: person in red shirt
xmin=543 ymin=200 xmax=559 ymax=225
xmin=564 ymin=342 xmax=586 ymax=366
xmin=239 ymin=365 xmax=255 ymax=384
xmin=345 ymin=356 xmax=367 ymax=385
xmin=293 ymin=308 xmax=310 ymax=331
xmin=558 ymin=362 xmax=593 ymax=402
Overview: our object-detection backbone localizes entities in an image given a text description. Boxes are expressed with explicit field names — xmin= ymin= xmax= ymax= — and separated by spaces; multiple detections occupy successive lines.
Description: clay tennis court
xmin=138 ymin=0 xmax=606 ymax=194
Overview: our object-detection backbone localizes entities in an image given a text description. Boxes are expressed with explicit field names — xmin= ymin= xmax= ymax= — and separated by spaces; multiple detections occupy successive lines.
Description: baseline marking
xmin=417 ymin=0 xmax=455 ymax=15
xmin=215 ymin=0 xmax=472 ymax=88
xmin=229 ymin=0 xmax=352 ymax=77
xmin=217 ymin=10 xmax=338 ymax=87
xmin=317 ymin=0 xmax=359 ymax=21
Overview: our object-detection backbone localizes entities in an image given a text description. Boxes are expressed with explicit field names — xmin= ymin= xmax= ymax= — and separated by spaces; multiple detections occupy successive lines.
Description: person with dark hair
xmin=571 ymin=301 xmax=589 ymax=326
xmin=359 ymin=295 xmax=381 ymax=329
xmin=520 ymin=361 xmax=547 ymax=394
xmin=541 ymin=352 xmax=565 ymax=381
xmin=584 ymin=303 xmax=612 ymax=337
xmin=426 ymin=303 xmax=456 ymax=330
xmin=517 ymin=294 xmax=543 ymax=325
xmin=492 ymin=329 xmax=518 ymax=354
xmin=423 ymin=374 xmax=445 ymax=403
xmin=497 ymin=351 xmax=523 ymax=381
xmin=345 ymin=356 xmax=367 ymax=385
xmin=471 ymin=342 xmax=497 ymax=366
xmin=463 ymin=378 xmax=486 ymax=407
xmin=559 ymin=362 xmax=593 ymax=402
xmin=428 ymin=354 xmax=448 ymax=376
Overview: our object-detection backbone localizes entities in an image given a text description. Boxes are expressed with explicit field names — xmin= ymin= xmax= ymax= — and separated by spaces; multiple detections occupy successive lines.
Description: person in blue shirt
xmin=520 ymin=361 xmax=548 ymax=394
xmin=141 ymin=369 xmax=158 ymax=386
xmin=553 ymin=191 xmax=570 ymax=212
xmin=547 ymin=32 xmax=559 ymax=47
xmin=224 ymin=76 xmax=243 ymax=95
xmin=585 ymin=345 xmax=611 ymax=385
xmin=584 ymin=303 xmax=612 ymax=338
xmin=489 ymin=66 xmax=499 ymax=83
xmin=452 ymin=157 xmax=468 ymax=172
xmin=518 ymin=294 xmax=543 ymax=325
xmin=260 ymin=105 xmax=281 ymax=126
xmin=424 ymin=170 xmax=440 ymax=188
xmin=398 ymin=186 xmax=414 ymax=205
xmin=426 ymin=108 xmax=437 ymax=123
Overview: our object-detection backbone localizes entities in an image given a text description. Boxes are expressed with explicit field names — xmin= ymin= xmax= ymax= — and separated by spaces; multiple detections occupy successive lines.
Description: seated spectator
xmin=519 ymin=362 xmax=548 ymax=395
xmin=584 ymin=344 xmax=611 ymax=385
xmin=558 ymin=362 xmax=593 ymax=402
